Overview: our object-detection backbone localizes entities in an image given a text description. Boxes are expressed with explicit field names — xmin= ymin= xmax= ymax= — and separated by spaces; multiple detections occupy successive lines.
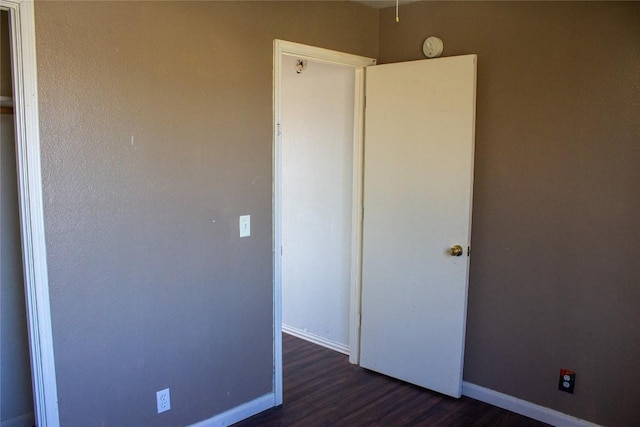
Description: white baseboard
xmin=188 ymin=393 xmax=275 ymax=427
xmin=282 ymin=324 xmax=349 ymax=355
xmin=1 ymin=413 xmax=35 ymax=427
xmin=462 ymin=382 xmax=601 ymax=427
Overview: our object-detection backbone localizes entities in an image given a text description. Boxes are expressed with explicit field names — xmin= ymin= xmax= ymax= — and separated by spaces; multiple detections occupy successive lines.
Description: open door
xmin=359 ymin=55 xmax=477 ymax=398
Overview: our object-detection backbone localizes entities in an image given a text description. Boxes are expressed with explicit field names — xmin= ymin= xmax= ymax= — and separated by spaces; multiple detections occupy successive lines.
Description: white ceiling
xmin=353 ymin=0 xmax=420 ymax=9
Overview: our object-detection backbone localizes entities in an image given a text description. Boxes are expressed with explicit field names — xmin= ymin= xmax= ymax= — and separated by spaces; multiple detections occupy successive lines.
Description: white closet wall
xmin=281 ymin=55 xmax=355 ymax=352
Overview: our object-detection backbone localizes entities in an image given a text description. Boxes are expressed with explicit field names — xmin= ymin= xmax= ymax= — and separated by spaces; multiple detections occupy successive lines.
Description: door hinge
xmin=277 ymin=123 xmax=282 ymax=136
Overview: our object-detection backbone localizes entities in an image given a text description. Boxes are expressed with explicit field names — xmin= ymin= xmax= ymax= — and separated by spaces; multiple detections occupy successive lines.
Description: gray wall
xmin=379 ymin=2 xmax=640 ymax=426
xmin=34 ymin=1 xmax=377 ymax=426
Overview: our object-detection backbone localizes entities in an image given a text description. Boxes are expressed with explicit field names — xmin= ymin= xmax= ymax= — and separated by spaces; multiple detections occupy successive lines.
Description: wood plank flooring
xmin=233 ymin=334 xmax=548 ymax=426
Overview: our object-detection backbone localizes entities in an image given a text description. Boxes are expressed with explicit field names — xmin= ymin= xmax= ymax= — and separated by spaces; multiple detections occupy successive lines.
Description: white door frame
xmin=1 ymin=1 xmax=59 ymax=426
xmin=272 ymin=40 xmax=375 ymax=403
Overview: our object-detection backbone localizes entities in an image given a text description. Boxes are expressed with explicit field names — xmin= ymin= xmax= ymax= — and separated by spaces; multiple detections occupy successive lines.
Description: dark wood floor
xmin=233 ymin=334 xmax=548 ymax=427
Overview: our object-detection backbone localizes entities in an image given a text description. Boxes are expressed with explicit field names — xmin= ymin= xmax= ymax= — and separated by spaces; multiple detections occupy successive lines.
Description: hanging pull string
xmin=396 ymin=0 xmax=400 ymax=22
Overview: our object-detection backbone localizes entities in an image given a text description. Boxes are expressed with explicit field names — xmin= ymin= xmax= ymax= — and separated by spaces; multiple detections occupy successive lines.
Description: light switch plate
xmin=239 ymin=215 xmax=250 ymax=237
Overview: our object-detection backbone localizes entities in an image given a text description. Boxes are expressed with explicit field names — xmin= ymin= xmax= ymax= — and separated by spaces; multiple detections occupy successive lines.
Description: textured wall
xmin=379 ymin=2 xmax=640 ymax=426
xmin=34 ymin=1 xmax=377 ymax=425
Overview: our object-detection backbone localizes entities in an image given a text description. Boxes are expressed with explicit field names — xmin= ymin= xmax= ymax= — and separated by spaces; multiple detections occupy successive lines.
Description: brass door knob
xmin=449 ymin=245 xmax=463 ymax=257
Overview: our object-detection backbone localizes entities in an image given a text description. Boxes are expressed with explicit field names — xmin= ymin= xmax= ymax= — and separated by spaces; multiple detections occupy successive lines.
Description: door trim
xmin=1 ymin=1 xmax=59 ymax=426
xmin=273 ymin=40 xmax=375 ymax=403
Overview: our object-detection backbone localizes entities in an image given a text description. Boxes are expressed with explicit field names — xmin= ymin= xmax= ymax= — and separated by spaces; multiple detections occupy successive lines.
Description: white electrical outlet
xmin=239 ymin=215 xmax=251 ymax=237
xmin=156 ymin=388 xmax=171 ymax=414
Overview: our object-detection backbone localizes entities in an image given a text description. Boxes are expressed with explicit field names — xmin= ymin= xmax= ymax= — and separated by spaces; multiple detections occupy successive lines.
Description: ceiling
xmin=353 ymin=0 xmax=420 ymax=9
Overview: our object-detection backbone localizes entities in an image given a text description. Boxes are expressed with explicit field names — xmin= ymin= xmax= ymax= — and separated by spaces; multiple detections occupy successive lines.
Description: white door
xmin=359 ymin=55 xmax=477 ymax=398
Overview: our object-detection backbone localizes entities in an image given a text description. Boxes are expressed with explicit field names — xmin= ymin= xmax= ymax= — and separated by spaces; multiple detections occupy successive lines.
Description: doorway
xmin=1 ymin=10 xmax=34 ymax=426
xmin=280 ymin=55 xmax=355 ymax=355
xmin=274 ymin=41 xmax=477 ymax=406
xmin=273 ymin=40 xmax=375 ymax=404
xmin=0 ymin=1 xmax=58 ymax=425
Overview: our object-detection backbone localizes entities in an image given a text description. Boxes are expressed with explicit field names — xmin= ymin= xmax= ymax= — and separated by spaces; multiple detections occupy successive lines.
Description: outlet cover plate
xmin=558 ymin=369 xmax=575 ymax=394
xmin=157 ymin=388 xmax=171 ymax=413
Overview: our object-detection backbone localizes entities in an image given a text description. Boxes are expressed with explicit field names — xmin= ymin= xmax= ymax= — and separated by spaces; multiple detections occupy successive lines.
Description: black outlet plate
xmin=559 ymin=369 xmax=575 ymax=394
